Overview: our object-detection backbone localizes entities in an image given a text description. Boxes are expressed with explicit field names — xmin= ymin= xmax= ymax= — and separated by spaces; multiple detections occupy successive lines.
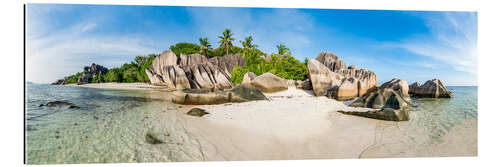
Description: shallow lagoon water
xmin=25 ymin=84 xmax=477 ymax=164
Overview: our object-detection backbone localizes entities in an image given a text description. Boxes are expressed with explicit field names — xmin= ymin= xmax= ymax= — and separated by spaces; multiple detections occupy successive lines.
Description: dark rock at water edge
xmin=349 ymin=88 xmax=412 ymax=111
xmin=145 ymin=130 xmax=167 ymax=144
xmin=39 ymin=101 xmax=80 ymax=109
xmin=186 ymin=108 xmax=210 ymax=117
xmin=338 ymin=108 xmax=410 ymax=121
xmin=410 ymin=78 xmax=453 ymax=98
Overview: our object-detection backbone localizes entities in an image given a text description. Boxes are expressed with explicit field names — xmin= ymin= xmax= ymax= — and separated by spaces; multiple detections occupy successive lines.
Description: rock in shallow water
xmin=186 ymin=108 xmax=210 ymax=117
xmin=145 ymin=130 xmax=167 ymax=144
xmin=338 ymin=108 xmax=410 ymax=121
xmin=39 ymin=101 xmax=80 ymax=109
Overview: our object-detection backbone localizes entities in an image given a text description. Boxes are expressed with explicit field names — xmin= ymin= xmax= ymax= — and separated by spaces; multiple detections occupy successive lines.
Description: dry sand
xmin=175 ymin=87 xmax=477 ymax=160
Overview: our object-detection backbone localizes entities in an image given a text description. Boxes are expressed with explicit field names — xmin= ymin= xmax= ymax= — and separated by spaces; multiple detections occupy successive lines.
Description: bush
xmin=230 ymin=51 xmax=308 ymax=85
xmin=104 ymin=68 xmax=122 ymax=82
xmin=170 ymin=42 xmax=201 ymax=56
xmin=138 ymin=54 xmax=158 ymax=82
xmin=91 ymin=74 xmax=105 ymax=83
xmin=230 ymin=65 xmax=249 ymax=85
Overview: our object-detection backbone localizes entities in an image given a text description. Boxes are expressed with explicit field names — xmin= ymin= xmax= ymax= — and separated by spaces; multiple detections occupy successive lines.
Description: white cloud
xmin=393 ymin=12 xmax=477 ymax=74
xmin=26 ymin=6 xmax=160 ymax=83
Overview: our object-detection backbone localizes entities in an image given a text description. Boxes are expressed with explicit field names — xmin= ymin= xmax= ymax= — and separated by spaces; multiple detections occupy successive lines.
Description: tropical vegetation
xmin=59 ymin=28 xmax=308 ymax=86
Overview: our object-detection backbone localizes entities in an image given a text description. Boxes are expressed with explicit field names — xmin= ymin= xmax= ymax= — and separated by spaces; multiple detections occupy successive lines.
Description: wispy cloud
xmin=388 ymin=12 xmax=477 ymax=74
xmin=26 ymin=5 xmax=160 ymax=83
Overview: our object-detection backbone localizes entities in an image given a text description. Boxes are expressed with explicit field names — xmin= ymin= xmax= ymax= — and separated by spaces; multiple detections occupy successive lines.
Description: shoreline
xmin=64 ymin=82 xmax=170 ymax=90
xmin=52 ymin=83 xmax=477 ymax=160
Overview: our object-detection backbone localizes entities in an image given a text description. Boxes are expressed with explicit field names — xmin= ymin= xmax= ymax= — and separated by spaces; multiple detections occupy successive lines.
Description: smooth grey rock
xmin=39 ymin=101 xmax=80 ymax=109
xmin=412 ymin=78 xmax=453 ymax=98
xmin=186 ymin=108 xmax=210 ymax=117
xmin=250 ymin=73 xmax=288 ymax=93
xmin=338 ymin=108 xmax=410 ymax=121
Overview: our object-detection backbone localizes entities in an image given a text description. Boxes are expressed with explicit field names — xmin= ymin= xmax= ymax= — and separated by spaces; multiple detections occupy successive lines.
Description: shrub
xmin=230 ymin=65 xmax=249 ymax=85
xmin=104 ymin=68 xmax=122 ymax=82
xmin=170 ymin=42 xmax=201 ymax=56
xmin=91 ymin=74 xmax=105 ymax=83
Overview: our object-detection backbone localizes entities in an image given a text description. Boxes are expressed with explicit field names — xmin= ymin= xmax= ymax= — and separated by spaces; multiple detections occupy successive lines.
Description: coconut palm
xmin=276 ymin=44 xmax=291 ymax=56
xmin=218 ymin=28 xmax=235 ymax=55
xmin=199 ymin=37 xmax=211 ymax=57
xmin=240 ymin=36 xmax=258 ymax=57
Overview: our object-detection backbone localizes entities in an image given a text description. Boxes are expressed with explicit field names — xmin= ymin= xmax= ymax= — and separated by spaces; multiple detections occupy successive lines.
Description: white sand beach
xmin=173 ymin=87 xmax=477 ymax=160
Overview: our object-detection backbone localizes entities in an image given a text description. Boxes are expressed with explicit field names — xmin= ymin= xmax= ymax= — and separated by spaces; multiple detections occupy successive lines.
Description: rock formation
xmin=307 ymin=59 xmax=345 ymax=96
xmin=326 ymin=77 xmax=359 ymax=101
xmin=338 ymin=108 xmax=410 ymax=121
xmin=349 ymin=88 xmax=412 ymax=111
xmin=39 ymin=101 xmax=80 ymax=109
xmin=307 ymin=52 xmax=377 ymax=99
xmin=146 ymin=51 xmax=244 ymax=90
xmin=250 ymin=73 xmax=289 ymax=93
xmin=409 ymin=82 xmax=421 ymax=94
xmin=380 ymin=78 xmax=410 ymax=97
xmin=186 ymin=108 xmax=210 ymax=117
xmin=242 ymin=72 xmax=257 ymax=84
xmin=315 ymin=52 xmax=346 ymax=72
xmin=411 ymin=78 xmax=453 ymax=98
xmin=172 ymin=83 xmax=268 ymax=105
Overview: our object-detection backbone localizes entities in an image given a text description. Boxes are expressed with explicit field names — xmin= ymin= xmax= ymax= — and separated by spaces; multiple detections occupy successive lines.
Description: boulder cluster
xmin=52 ymin=63 xmax=108 ymax=85
xmin=307 ymin=52 xmax=378 ymax=101
xmin=146 ymin=51 xmax=244 ymax=91
xmin=409 ymin=79 xmax=453 ymax=98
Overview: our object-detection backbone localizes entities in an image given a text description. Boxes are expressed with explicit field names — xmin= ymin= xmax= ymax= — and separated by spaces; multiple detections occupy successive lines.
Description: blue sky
xmin=26 ymin=4 xmax=477 ymax=85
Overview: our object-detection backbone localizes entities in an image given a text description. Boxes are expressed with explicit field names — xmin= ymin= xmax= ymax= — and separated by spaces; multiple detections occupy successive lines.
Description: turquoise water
xmin=409 ymin=86 xmax=477 ymax=140
xmin=25 ymin=84 xmax=203 ymax=164
xmin=25 ymin=84 xmax=477 ymax=164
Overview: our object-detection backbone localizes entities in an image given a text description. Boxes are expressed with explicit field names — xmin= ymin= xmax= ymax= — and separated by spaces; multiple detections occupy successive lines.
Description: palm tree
xmin=199 ymin=37 xmax=211 ymax=57
xmin=240 ymin=36 xmax=258 ymax=56
xmin=276 ymin=44 xmax=291 ymax=56
xmin=218 ymin=28 xmax=235 ymax=55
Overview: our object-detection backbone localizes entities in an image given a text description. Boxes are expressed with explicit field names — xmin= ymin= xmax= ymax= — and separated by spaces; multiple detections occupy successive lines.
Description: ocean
xmin=24 ymin=84 xmax=477 ymax=164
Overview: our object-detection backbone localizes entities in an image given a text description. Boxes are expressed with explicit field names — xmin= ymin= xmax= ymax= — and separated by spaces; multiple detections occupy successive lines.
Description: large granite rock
xmin=242 ymin=72 xmax=257 ymax=84
xmin=307 ymin=59 xmax=344 ymax=96
xmin=336 ymin=68 xmax=377 ymax=97
xmin=146 ymin=65 xmax=191 ymax=90
xmin=39 ymin=101 xmax=80 ymax=109
xmin=412 ymin=79 xmax=453 ymax=98
xmin=311 ymin=52 xmax=377 ymax=98
xmin=409 ymin=82 xmax=421 ymax=94
xmin=146 ymin=51 xmax=243 ymax=90
xmin=172 ymin=83 xmax=267 ymax=105
xmin=85 ymin=63 xmax=109 ymax=76
xmin=327 ymin=77 xmax=359 ymax=101
xmin=181 ymin=63 xmax=234 ymax=90
xmin=151 ymin=51 xmax=178 ymax=70
xmin=77 ymin=73 xmax=90 ymax=85
xmin=315 ymin=52 xmax=346 ymax=72
xmin=349 ymin=88 xmax=412 ymax=111
xmin=381 ymin=78 xmax=410 ymax=97
xmin=286 ymin=79 xmax=312 ymax=90
xmin=250 ymin=73 xmax=288 ymax=93
xmin=209 ymin=54 xmax=245 ymax=77
xmin=338 ymin=108 xmax=410 ymax=121
xmin=179 ymin=53 xmax=207 ymax=66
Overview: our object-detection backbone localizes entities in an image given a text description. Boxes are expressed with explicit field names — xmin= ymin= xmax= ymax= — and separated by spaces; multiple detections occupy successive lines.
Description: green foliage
xmin=230 ymin=65 xmax=249 ymax=85
xmin=304 ymin=57 xmax=310 ymax=64
xmin=138 ymin=54 xmax=158 ymax=82
xmin=169 ymin=42 xmax=201 ymax=56
xmin=218 ymin=28 xmax=236 ymax=55
xmin=199 ymin=37 xmax=211 ymax=57
xmin=276 ymin=44 xmax=291 ymax=56
xmin=64 ymin=72 xmax=85 ymax=83
xmin=91 ymin=74 xmax=105 ymax=83
xmin=230 ymin=50 xmax=308 ymax=85
xmin=104 ymin=68 xmax=122 ymax=82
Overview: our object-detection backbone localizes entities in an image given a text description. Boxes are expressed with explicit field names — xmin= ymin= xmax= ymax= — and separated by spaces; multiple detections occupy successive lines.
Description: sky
xmin=26 ymin=4 xmax=477 ymax=86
